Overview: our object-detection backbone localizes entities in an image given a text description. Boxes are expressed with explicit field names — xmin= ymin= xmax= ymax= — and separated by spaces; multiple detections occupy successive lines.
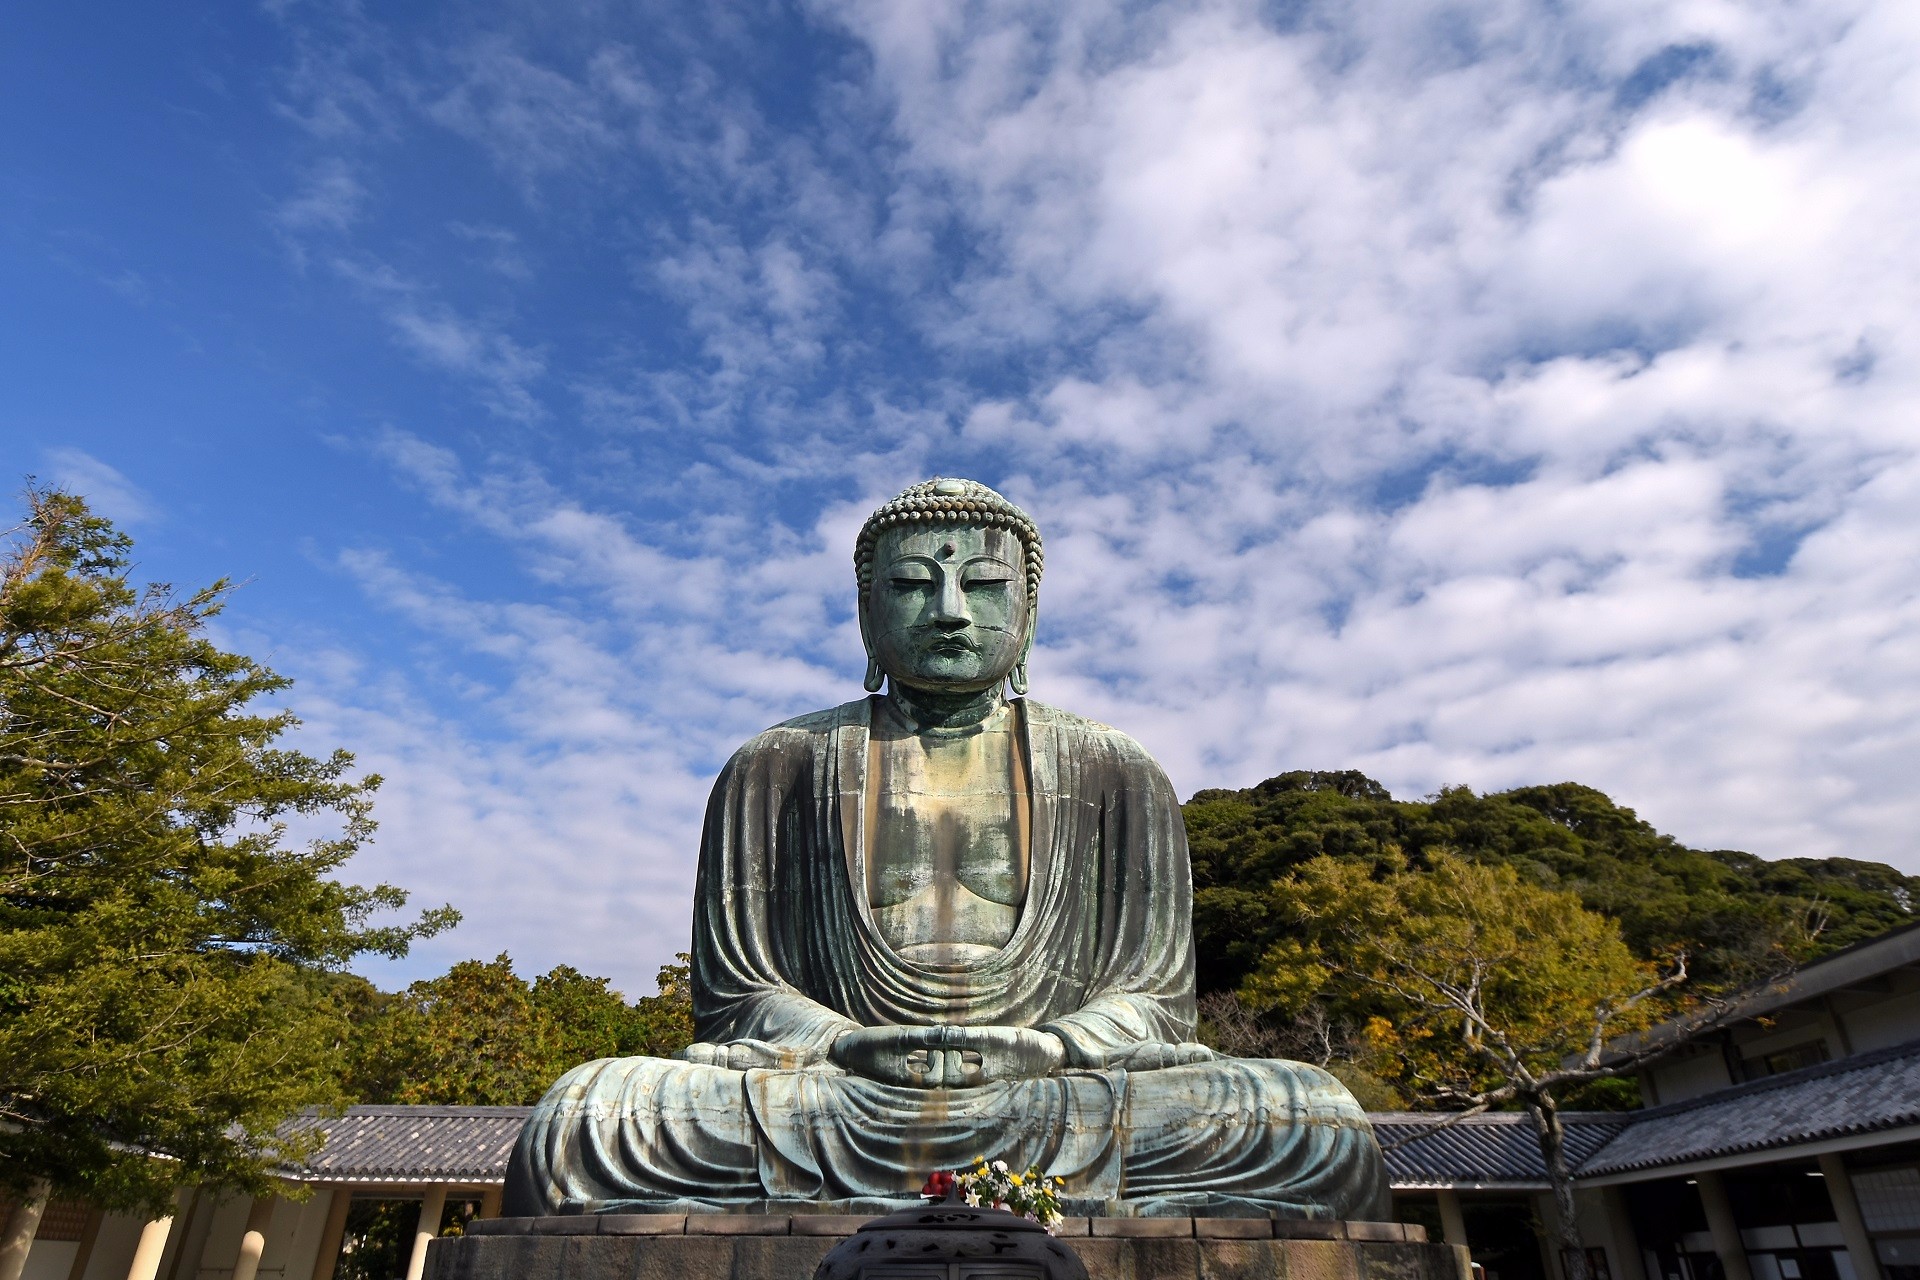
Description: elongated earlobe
xmin=864 ymin=657 xmax=885 ymax=693
xmin=1009 ymin=612 xmax=1035 ymax=696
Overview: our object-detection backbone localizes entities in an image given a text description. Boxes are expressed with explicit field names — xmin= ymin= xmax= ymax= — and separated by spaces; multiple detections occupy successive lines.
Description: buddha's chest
xmin=865 ymin=718 xmax=1030 ymax=962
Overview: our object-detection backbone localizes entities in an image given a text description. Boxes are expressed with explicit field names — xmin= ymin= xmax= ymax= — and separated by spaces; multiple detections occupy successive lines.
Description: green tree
xmin=1248 ymin=853 xmax=1765 ymax=1280
xmin=0 ymin=487 xmax=455 ymax=1213
xmin=345 ymin=953 xmax=694 ymax=1105
xmin=1185 ymin=770 xmax=1914 ymax=998
xmin=344 ymin=956 xmax=559 ymax=1107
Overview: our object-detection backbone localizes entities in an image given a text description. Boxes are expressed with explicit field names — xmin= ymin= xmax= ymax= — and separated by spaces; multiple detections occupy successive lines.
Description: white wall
xmin=76 ymin=1213 xmax=152 ymax=1280
xmin=267 ymin=1188 xmax=338 ymax=1280
xmin=19 ymin=1241 xmax=77 ymax=1280
xmin=1841 ymin=988 xmax=1920 ymax=1053
xmin=191 ymin=1194 xmax=251 ymax=1279
xmin=1649 ymin=1047 xmax=1734 ymax=1105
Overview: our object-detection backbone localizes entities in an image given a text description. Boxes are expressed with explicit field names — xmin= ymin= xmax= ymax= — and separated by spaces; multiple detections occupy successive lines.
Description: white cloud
xmin=42 ymin=448 xmax=158 ymax=525
xmin=277 ymin=158 xmax=367 ymax=234
xmin=425 ymin=38 xmax=627 ymax=185
xmin=385 ymin=308 xmax=547 ymax=422
xmin=329 ymin=258 xmax=549 ymax=422
xmin=449 ymin=222 xmax=533 ymax=280
xmin=808 ymin=0 xmax=1920 ymax=867
xmin=253 ymin=0 xmax=1920 ymax=987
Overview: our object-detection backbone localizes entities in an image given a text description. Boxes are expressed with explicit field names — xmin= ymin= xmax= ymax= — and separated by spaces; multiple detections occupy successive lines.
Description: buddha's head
xmin=854 ymin=478 xmax=1044 ymax=696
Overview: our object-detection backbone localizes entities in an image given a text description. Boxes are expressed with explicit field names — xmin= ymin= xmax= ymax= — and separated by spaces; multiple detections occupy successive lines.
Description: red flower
xmin=921 ymin=1170 xmax=957 ymax=1199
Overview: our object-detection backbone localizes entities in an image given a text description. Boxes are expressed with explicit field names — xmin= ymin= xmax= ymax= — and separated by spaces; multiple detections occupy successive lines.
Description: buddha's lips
xmin=926 ymin=635 xmax=979 ymax=654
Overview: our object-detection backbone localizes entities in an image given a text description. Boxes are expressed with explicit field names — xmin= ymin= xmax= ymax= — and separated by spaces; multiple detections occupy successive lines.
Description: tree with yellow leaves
xmin=1244 ymin=852 xmax=1776 ymax=1280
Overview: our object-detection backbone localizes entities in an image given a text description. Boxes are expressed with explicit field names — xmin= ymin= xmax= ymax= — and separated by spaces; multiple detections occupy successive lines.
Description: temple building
xmin=11 ymin=921 xmax=1920 ymax=1280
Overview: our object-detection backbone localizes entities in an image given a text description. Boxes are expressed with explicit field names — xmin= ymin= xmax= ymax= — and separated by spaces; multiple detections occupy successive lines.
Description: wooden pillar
xmin=231 ymin=1194 xmax=278 ymax=1280
xmin=1819 ymin=1154 xmax=1885 ymax=1280
xmin=477 ymin=1187 xmax=502 ymax=1221
xmin=404 ymin=1187 xmax=446 ymax=1280
xmin=1597 ymin=1186 xmax=1649 ymax=1280
xmin=1695 ymin=1173 xmax=1754 ymax=1280
xmin=308 ymin=1189 xmax=352 ymax=1280
xmin=1437 ymin=1189 xmax=1471 ymax=1247
xmin=65 ymin=1208 xmax=104 ymax=1280
xmin=0 ymin=1182 xmax=51 ymax=1280
xmin=124 ymin=1210 xmax=177 ymax=1280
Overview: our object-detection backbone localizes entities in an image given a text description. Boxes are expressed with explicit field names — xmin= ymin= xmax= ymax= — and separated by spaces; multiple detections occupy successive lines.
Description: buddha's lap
xmin=532 ymin=1050 xmax=1371 ymax=1138
xmin=510 ymin=1051 xmax=1388 ymax=1217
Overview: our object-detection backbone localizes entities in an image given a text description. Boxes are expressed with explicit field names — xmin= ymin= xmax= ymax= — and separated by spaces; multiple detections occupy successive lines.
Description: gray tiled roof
xmin=1373 ymin=1113 xmax=1628 ymax=1188
xmin=291 ymin=1105 xmax=530 ymax=1182
xmin=1578 ymin=1037 xmax=1920 ymax=1177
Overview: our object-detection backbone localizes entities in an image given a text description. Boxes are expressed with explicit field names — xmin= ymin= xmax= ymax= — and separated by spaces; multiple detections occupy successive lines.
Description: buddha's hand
xmin=1109 ymin=1041 xmax=1217 ymax=1071
xmin=831 ymin=1025 xmax=1067 ymax=1088
xmin=676 ymin=1040 xmax=818 ymax=1070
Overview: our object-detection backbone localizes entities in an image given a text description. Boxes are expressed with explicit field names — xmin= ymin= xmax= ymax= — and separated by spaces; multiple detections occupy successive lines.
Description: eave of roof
xmin=1373 ymin=1112 xmax=1629 ymax=1189
xmin=285 ymin=1105 xmax=531 ymax=1182
xmin=1577 ymin=1035 xmax=1920 ymax=1177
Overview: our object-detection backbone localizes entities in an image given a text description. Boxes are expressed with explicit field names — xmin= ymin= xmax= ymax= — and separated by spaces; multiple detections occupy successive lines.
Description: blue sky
xmin=5 ymin=0 xmax=1918 ymax=996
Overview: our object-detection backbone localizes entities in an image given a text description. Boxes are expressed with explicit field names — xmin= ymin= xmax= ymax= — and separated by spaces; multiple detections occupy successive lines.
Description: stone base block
xmin=427 ymin=1217 xmax=1469 ymax=1280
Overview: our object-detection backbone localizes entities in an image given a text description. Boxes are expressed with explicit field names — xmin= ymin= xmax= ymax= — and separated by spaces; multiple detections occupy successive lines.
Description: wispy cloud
xmin=330 ymin=257 xmax=548 ymax=421
xmin=277 ymin=158 xmax=366 ymax=234
xmin=449 ymin=222 xmax=532 ymax=281
xmin=386 ymin=309 xmax=547 ymax=421
xmin=42 ymin=448 xmax=158 ymax=525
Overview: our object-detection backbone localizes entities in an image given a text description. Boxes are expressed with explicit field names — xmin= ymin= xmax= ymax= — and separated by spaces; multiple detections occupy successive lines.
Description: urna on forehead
xmin=853 ymin=476 xmax=1045 ymax=601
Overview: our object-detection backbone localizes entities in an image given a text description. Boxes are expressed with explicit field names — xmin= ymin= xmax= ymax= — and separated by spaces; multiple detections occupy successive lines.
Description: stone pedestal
xmin=426 ymin=1215 xmax=1469 ymax=1280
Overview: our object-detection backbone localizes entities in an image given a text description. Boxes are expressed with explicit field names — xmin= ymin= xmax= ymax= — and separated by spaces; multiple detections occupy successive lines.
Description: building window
xmin=1853 ymin=1167 xmax=1920 ymax=1233
xmin=1740 ymin=1042 xmax=1830 ymax=1081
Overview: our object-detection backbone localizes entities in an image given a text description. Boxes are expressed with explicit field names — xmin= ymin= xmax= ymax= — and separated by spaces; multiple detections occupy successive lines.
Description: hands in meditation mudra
xmin=504 ymin=479 xmax=1389 ymax=1219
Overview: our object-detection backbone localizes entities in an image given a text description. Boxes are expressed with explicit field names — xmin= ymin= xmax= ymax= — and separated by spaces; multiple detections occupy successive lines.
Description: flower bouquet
xmin=921 ymin=1158 xmax=1067 ymax=1234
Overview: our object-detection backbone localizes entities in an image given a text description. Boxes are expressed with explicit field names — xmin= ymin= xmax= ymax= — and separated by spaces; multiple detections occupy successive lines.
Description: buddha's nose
xmin=931 ymin=578 xmax=970 ymax=628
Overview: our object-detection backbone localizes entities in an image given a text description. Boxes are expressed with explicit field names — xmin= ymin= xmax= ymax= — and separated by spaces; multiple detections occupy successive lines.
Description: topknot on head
xmin=854 ymin=477 xmax=1044 ymax=602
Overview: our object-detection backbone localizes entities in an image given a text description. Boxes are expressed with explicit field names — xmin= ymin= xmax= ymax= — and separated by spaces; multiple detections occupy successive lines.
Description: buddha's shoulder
xmin=1021 ymin=699 xmax=1161 ymax=767
xmin=724 ymin=700 xmax=866 ymax=762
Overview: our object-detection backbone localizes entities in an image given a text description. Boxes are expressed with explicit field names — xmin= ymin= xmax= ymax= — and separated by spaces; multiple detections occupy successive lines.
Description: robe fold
xmin=504 ymin=697 xmax=1390 ymax=1219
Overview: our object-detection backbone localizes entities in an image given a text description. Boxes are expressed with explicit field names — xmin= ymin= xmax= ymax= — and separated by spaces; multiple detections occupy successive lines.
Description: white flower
xmin=991 ymin=1160 xmax=1009 ymax=1174
xmin=964 ymin=1192 xmax=980 ymax=1207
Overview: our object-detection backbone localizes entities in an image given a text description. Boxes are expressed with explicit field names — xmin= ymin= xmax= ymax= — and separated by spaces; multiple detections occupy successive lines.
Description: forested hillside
xmin=1185 ymin=770 xmax=1919 ymax=999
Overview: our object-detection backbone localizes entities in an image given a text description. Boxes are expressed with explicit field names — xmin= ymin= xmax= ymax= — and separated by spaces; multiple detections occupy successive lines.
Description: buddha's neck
xmin=884 ymin=682 xmax=1007 ymax=731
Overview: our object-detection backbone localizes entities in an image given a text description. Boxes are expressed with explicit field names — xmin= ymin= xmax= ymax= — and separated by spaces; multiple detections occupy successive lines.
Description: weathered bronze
xmin=504 ymin=478 xmax=1390 ymax=1219
xmin=812 ymin=1199 xmax=1088 ymax=1280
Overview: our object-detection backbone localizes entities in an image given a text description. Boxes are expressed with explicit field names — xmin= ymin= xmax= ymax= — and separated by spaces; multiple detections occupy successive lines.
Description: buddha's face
xmin=864 ymin=524 xmax=1031 ymax=693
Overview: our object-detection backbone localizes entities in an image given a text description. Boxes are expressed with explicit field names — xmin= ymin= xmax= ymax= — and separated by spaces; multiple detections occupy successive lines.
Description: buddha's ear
xmin=1009 ymin=604 xmax=1037 ymax=696
xmin=857 ymin=594 xmax=884 ymax=693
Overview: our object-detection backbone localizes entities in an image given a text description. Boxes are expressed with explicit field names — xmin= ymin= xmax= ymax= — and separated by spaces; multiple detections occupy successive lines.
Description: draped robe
xmin=504 ymin=698 xmax=1390 ymax=1219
